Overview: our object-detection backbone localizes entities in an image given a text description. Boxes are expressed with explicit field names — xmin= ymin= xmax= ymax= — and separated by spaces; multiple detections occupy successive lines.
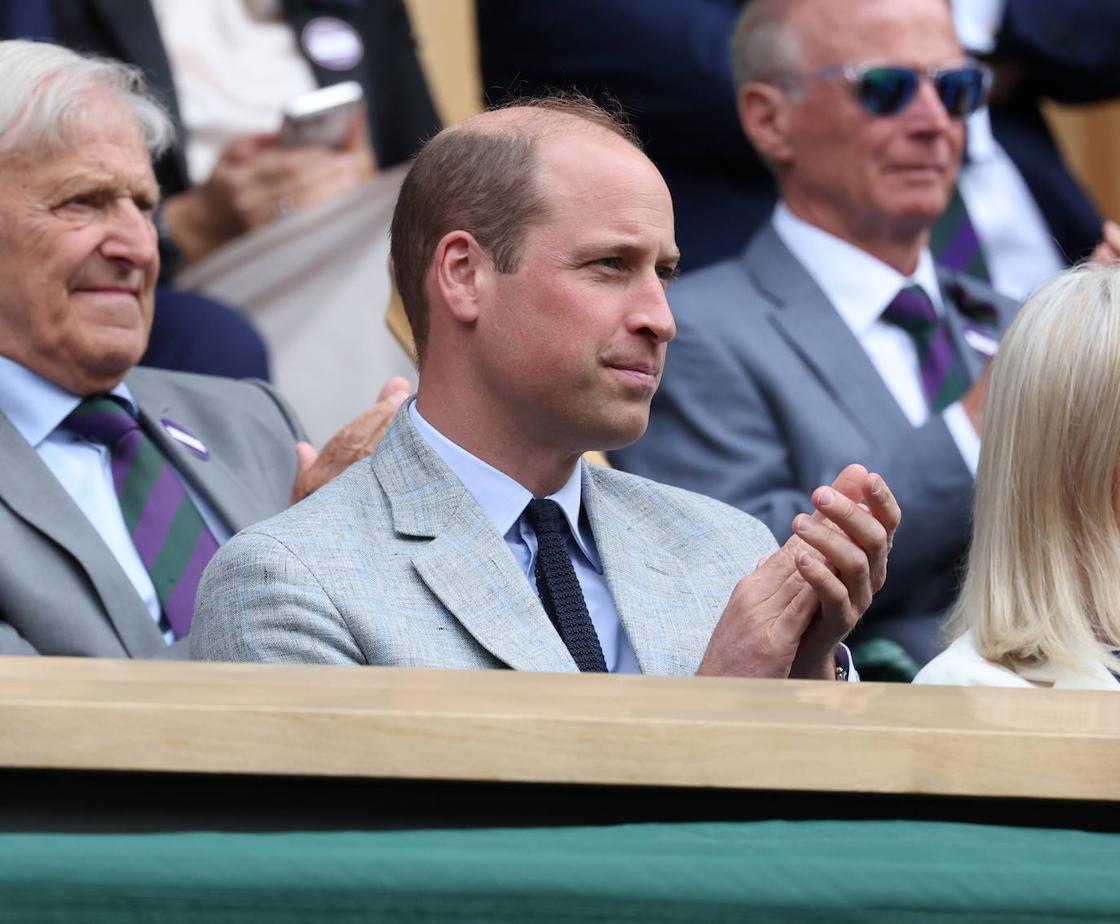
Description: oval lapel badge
xmin=301 ymin=16 xmax=364 ymax=71
xmin=161 ymin=419 xmax=210 ymax=460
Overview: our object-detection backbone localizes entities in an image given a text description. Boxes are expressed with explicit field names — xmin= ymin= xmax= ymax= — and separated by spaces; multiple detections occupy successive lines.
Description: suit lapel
xmin=127 ymin=373 xmax=263 ymax=534
xmin=584 ymin=468 xmax=710 ymax=676
xmin=744 ymin=226 xmax=912 ymax=447
xmin=0 ymin=411 xmax=163 ymax=656
xmin=373 ymin=413 xmax=575 ymax=672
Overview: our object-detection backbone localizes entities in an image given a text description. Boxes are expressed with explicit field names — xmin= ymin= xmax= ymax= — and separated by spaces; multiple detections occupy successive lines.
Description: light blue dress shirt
xmin=409 ymin=402 xmax=641 ymax=673
xmin=0 ymin=357 xmax=230 ymax=641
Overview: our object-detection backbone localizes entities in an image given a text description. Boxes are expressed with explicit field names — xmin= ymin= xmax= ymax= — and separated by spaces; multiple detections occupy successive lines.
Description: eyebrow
xmin=52 ymin=173 xmax=159 ymax=200
xmin=573 ymin=239 xmax=680 ymax=264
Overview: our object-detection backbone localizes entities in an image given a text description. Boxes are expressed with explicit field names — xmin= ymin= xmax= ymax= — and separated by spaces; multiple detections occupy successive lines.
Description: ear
xmin=737 ymin=81 xmax=794 ymax=168
xmin=432 ymin=230 xmax=486 ymax=325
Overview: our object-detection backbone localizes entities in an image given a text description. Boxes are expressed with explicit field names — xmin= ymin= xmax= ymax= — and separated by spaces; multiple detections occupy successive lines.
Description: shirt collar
xmin=964 ymin=107 xmax=997 ymax=163
xmin=408 ymin=402 xmax=596 ymax=563
xmin=772 ymin=202 xmax=944 ymax=338
xmin=0 ymin=355 xmax=136 ymax=449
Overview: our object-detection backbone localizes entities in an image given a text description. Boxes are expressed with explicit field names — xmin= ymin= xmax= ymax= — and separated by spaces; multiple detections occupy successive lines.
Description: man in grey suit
xmin=0 ymin=40 xmax=408 ymax=657
xmin=612 ymin=0 xmax=1019 ymax=667
xmin=193 ymin=97 xmax=901 ymax=681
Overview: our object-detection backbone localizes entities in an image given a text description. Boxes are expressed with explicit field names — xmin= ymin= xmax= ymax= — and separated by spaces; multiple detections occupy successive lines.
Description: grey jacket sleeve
xmin=191 ymin=528 xmax=364 ymax=665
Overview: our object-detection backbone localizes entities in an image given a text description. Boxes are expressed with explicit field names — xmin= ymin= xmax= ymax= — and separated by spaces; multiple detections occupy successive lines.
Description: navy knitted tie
xmin=525 ymin=499 xmax=607 ymax=672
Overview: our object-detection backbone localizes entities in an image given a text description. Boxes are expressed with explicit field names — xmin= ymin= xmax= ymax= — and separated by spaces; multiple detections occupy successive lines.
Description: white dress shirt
xmin=409 ymin=402 xmax=642 ymax=673
xmin=952 ymin=0 xmax=1066 ymax=301
xmin=0 ymin=357 xmax=230 ymax=642
xmin=772 ymin=204 xmax=981 ymax=474
xmin=958 ymin=109 xmax=1065 ymax=302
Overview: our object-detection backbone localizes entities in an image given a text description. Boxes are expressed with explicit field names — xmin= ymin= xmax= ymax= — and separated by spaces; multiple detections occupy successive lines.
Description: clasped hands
xmin=699 ymin=464 xmax=900 ymax=680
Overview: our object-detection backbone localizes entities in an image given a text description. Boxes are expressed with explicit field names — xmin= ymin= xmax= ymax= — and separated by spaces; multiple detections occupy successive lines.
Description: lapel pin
xmin=161 ymin=419 xmax=210 ymax=460
xmin=301 ymin=17 xmax=364 ymax=71
xmin=963 ymin=327 xmax=999 ymax=358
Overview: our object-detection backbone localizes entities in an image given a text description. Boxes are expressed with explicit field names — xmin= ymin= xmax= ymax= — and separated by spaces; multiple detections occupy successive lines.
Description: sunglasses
xmin=813 ymin=63 xmax=993 ymax=117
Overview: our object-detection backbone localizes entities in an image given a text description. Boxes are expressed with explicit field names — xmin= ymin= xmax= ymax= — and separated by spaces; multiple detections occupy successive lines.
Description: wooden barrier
xmin=1 ymin=657 xmax=1116 ymax=806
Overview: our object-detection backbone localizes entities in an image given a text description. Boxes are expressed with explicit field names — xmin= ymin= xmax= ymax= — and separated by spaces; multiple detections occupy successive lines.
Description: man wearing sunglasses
xmin=613 ymin=0 xmax=1019 ymax=673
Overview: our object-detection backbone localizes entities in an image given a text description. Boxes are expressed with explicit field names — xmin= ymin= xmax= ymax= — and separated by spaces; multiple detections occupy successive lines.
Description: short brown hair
xmin=389 ymin=94 xmax=639 ymax=361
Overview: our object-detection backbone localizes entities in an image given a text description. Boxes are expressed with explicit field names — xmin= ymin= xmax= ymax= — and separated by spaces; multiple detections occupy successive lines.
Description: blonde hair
xmin=950 ymin=265 xmax=1120 ymax=676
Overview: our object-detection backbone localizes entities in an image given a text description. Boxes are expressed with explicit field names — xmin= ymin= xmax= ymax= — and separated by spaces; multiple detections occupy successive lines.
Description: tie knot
xmin=882 ymin=285 xmax=938 ymax=340
xmin=884 ymin=284 xmax=936 ymax=321
xmin=64 ymin=396 xmax=139 ymax=446
xmin=525 ymin=498 xmax=566 ymax=537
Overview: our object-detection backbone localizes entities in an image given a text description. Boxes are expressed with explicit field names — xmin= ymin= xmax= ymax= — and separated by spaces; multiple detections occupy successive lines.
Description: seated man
xmin=0 ymin=40 xmax=408 ymax=657
xmin=192 ymin=97 xmax=899 ymax=681
xmin=612 ymin=0 xmax=1019 ymax=668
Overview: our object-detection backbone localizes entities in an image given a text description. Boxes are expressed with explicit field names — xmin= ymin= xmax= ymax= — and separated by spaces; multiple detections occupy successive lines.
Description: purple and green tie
xmin=930 ymin=185 xmax=991 ymax=284
xmin=65 ymin=397 xmax=218 ymax=639
xmin=881 ymin=285 xmax=968 ymax=413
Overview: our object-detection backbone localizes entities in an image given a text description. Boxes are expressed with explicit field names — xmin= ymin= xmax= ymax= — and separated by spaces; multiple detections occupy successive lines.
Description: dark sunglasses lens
xmin=935 ymin=68 xmax=987 ymax=116
xmin=858 ymin=67 xmax=918 ymax=115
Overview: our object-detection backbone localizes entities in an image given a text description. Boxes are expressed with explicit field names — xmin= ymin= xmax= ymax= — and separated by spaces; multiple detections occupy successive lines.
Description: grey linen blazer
xmin=612 ymin=224 xmax=1019 ymax=660
xmin=0 ymin=367 xmax=302 ymax=658
xmin=191 ymin=410 xmax=777 ymax=674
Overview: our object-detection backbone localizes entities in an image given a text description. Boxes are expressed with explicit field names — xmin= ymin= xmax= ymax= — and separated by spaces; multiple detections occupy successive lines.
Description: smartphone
xmin=279 ymin=81 xmax=364 ymax=148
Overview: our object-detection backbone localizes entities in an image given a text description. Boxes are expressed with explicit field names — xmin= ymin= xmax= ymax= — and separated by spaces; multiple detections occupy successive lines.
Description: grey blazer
xmin=0 ymin=367 xmax=302 ymax=658
xmin=191 ymin=410 xmax=776 ymax=674
xmin=612 ymin=225 xmax=1019 ymax=660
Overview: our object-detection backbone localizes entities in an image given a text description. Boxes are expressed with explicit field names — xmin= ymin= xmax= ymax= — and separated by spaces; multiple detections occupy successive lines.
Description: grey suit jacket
xmin=612 ymin=225 xmax=1019 ymax=659
xmin=191 ymin=411 xmax=776 ymax=674
xmin=0 ymin=367 xmax=302 ymax=658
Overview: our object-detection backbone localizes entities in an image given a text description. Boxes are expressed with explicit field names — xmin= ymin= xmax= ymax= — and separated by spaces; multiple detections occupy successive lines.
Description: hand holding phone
xmin=279 ymin=81 xmax=364 ymax=148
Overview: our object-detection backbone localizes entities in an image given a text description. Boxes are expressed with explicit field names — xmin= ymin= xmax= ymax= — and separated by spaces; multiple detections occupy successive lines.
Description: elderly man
xmin=0 ymin=40 xmax=407 ymax=658
xmin=192 ymin=98 xmax=899 ymax=682
xmin=612 ymin=0 xmax=1019 ymax=669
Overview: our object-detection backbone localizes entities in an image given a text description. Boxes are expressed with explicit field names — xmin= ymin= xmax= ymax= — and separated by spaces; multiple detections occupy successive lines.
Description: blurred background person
xmin=916 ymin=265 xmax=1120 ymax=690
xmin=476 ymin=0 xmax=1118 ymax=289
xmin=612 ymin=0 xmax=1018 ymax=676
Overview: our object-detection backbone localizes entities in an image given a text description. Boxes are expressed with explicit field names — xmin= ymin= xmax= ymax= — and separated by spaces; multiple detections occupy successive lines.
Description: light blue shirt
xmin=0 ymin=356 xmax=230 ymax=642
xmin=409 ymin=402 xmax=641 ymax=673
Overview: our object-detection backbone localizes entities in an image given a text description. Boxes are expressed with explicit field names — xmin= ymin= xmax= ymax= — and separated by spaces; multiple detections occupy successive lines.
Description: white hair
xmin=731 ymin=0 xmax=804 ymax=88
xmin=949 ymin=264 xmax=1120 ymax=677
xmin=0 ymin=39 xmax=173 ymax=159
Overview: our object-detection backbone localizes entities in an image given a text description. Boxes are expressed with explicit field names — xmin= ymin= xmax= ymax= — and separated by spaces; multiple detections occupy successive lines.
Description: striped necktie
xmin=525 ymin=499 xmax=607 ymax=672
xmin=65 ymin=397 xmax=219 ymax=639
xmin=930 ymin=185 xmax=991 ymax=284
xmin=881 ymin=285 xmax=968 ymax=413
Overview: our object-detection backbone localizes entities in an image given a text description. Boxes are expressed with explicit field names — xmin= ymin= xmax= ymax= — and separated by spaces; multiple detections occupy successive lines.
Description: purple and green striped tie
xmin=65 ymin=397 xmax=218 ymax=639
xmin=929 ymin=185 xmax=991 ymax=284
xmin=881 ymin=285 xmax=968 ymax=413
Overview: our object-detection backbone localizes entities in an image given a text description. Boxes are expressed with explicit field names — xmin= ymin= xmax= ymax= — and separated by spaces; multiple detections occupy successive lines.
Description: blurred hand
xmin=163 ymin=108 xmax=376 ymax=264
xmin=697 ymin=464 xmax=899 ymax=680
xmin=1089 ymin=220 xmax=1120 ymax=267
xmin=959 ymin=359 xmax=992 ymax=434
xmin=290 ymin=376 xmax=411 ymax=505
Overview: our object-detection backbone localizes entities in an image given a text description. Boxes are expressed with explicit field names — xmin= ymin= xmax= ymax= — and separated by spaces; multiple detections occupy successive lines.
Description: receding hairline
xmin=447 ymin=104 xmax=640 ymax=151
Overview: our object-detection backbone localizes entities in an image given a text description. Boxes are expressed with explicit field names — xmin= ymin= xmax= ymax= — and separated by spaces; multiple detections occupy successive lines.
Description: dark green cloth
xmin=0 ymin=820 xmax=1115 ymax=922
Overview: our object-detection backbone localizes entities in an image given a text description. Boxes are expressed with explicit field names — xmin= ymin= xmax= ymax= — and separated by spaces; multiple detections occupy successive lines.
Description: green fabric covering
xmin=0 ymin=820 xmax=1115 ymax=922
xmin=851 ymin=638 xmax=922 ymax=683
